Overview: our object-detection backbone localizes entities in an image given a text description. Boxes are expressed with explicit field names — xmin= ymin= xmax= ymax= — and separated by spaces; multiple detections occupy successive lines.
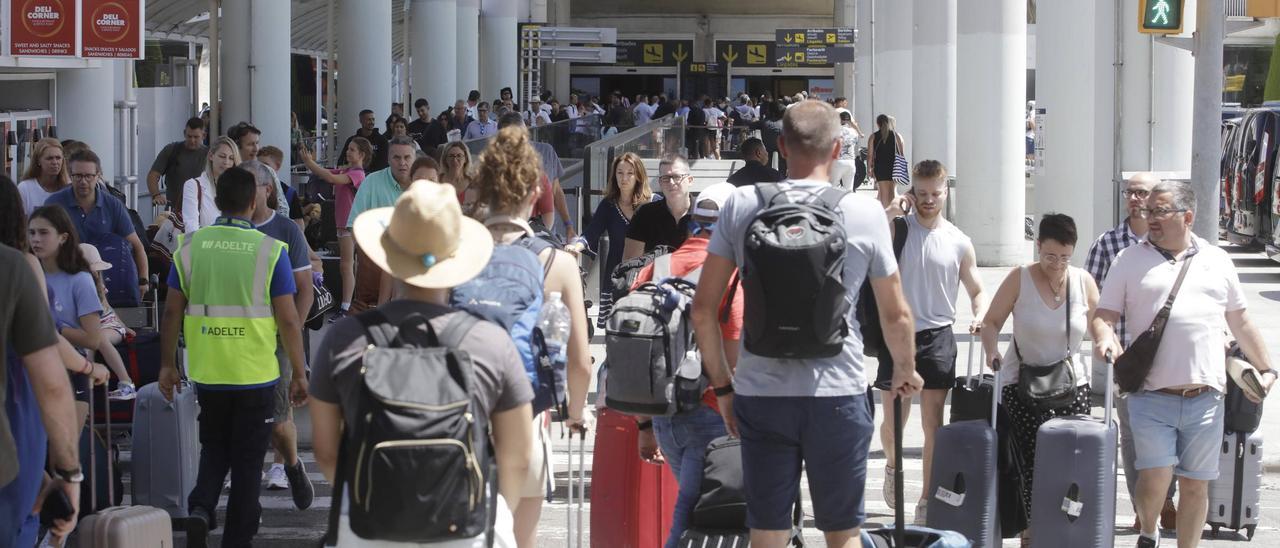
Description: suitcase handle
xmin=1103 ymin=351 xmax=1114 ymax=425
xmin=86 ymin=377 xmax=114 ymax=513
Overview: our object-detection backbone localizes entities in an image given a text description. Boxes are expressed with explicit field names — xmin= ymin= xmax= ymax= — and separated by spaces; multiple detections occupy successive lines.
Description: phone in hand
xmin=39 ymin=488 xmax=74 ymax=526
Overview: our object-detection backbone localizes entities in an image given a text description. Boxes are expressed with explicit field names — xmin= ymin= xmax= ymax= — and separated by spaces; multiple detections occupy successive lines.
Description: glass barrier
xmin=462 ymin=114 xmax=604 ymax=160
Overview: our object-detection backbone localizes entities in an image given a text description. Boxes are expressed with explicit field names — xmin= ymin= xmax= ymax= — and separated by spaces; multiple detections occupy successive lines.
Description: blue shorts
xmin=735 ymin=394 xmax=874 ymax=532
xmin=1125 ymin=389 xmax=1224 ymax=481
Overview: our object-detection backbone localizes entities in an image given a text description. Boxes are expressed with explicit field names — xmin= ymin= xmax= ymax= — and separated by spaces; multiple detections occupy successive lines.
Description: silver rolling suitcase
xmin=926 ymin=340 xmax=1000 ymax=546
xmin=131 ymin=380 xmax=201 ymax=519
xmin=1207 ymin=430 xmax=1263 ymax=540
xmin=1028 ymin=354 xmax=1116 ymax=548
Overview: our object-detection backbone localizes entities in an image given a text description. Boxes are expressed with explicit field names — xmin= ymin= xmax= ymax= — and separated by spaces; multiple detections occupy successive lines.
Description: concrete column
xmin=956 ymin=0 xmax=1026 ymax=266
xmin=854 ymin=0 xmax=873 ymax=130
xmin=413 ymin=0 xmax=458 ymax=111
xmin=339 ymin=0 xmax=393 ymax=141
xmin=853 ymin=0 xmax=912 ymax=156
xmin=57 ymin=62 xmax=117 ymax=179
xmin=480 ymin=0 xmax=518 ymax=101
xmin=834 ymin=0 xmax=855 ymax=109
xmin=545 ymin=0 xmax=571 ymax=103
xmin=911 ymin=0 xmax=956 ymax=170
xmin=220 ymin=0 xmax=292 ymax=154
xmin=1121 ymin=0 xmax=1195 ymax=174
xmin=1191 ymin=0 xmax=1224 ymax=240
xmin=1034 ymin=0 xmax=1116 ymax=258
xmin=457 ymin=0 xmax=481 ymax=100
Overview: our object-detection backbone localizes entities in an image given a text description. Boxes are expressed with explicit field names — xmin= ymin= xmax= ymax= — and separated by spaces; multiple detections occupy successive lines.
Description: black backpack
xmin=323 ymin=310 xmax=496 ymax=545
xmin=688 ymin=435 xmax=805 ymax=544
xmin=858 ymin=216 xmax=909 ymax=359
xmin=741 ymin=183 xmax=850 ymax=358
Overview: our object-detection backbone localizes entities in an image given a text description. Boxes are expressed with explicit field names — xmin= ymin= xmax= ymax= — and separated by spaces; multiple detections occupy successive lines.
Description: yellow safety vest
xmin=174 ymin=218 xmax=286 ymax=386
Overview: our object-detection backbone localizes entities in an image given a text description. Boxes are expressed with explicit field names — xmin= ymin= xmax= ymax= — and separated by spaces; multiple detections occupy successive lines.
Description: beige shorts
xmin=518 ymin=413 xmax=550 ymax=499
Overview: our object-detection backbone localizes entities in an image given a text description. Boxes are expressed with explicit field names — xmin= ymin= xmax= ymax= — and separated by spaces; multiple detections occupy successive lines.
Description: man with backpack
xmin=875 ymin=160 xmax=987 ymax=523
xmin=690 ymin=100 xmax=923 ymax=548
xmin=146 ymin=117 xmax=208 ymax=210
xmin=626 ymin=182 xmax=740 ymax=547
xmin=309 ymin=180 xmax=534 ymax=546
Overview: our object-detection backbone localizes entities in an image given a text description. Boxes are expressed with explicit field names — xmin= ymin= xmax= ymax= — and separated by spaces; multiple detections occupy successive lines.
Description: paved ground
xmin=100 ymin=242 xmax=1279 ymax=547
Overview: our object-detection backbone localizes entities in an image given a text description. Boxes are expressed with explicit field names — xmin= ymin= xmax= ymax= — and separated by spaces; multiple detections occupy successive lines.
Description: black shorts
xmin=875 ymin=325 xmax=958 ymax=390
xmin=68 ymin=371 xmax=90 ymax=403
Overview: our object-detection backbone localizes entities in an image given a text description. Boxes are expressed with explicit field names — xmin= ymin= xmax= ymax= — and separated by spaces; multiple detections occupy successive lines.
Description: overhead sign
xmin=776 ymin=27 xmax=854 ymax=47
xmin=775 ymin=45 xmax=854 ymax=67
xmin=715 ymin=40 xmax=849 ymax=69
xmin=585 ymin=38 xmax=692 ymax=67
xmin=1138 ymin=0 xmax=1185 ymax=34
xmin=9 ymin=0 xmax=78 ymax=56
xmin=715 ymin=40 xmax=775 ymax=67
xmin=80 ymin=0 xmax=143 ymax=58
xmin=686 ymin=61 xmax=721 ymax=75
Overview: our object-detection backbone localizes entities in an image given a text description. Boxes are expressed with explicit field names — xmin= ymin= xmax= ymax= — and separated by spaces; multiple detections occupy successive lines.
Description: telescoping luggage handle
xmin=933 ymin=335 xmax=1001 ymax=509
xmin=564 ymin=428 xmax=586 ymax=548
xmin=87 ymin=376 xmax=113 ymax=513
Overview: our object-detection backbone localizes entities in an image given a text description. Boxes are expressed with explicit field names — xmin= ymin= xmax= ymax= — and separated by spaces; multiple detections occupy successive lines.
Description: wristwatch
xmin=54 ymin=467 xmax=84 ymax=483
xmin=138 ymin=277 xmax=150 ymax=285
xmin=713 ymin=384 xmax=735 ymax=397
xmin=1263 ymin=369 xmax=1277 ymax=379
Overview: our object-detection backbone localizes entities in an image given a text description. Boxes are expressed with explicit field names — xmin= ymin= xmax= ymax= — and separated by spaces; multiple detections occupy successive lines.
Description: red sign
xmin=80 ymin=0 xmax=142 ymax=58
xmin=9 ymin=0 xmax=77 ymax=56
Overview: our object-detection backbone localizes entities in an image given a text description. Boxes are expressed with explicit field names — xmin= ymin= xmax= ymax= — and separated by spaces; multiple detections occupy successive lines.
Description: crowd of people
xmin=0 ymin=89 xmax=1274 ymax=548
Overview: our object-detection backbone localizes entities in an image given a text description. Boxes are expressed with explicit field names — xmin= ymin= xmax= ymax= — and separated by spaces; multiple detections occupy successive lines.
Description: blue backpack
xmin=450 ymin=233 xmax=567 ymax=416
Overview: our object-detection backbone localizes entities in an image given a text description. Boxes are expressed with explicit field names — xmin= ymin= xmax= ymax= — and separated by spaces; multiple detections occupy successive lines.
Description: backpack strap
xmin=719 ymin=271 xmax=740 ymax=324
xmin=516 ymin=234 xmax=557 ymax=278
xmin=355 ymin=309 xmax=394 ymax=347
xmin=891 ymin=216 xmax=909 ymax=260
xmin=756 ymin=182 xmax=787 ymax=206
xmin=816 ymin=186 xmax=848 ymax=211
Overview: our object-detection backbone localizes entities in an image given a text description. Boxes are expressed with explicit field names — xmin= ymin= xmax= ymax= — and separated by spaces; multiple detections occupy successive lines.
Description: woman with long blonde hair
xmin=569 ymin=152 xmax=652 ymax=327
xmin=17 ymin=138 xmax=69 ymax=216
xmin=182 ymin=136 xmax=242 ymax=232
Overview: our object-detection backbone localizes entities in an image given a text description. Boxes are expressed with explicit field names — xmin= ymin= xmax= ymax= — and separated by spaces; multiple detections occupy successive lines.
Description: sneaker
xmin=265 ymin=463 xmax=288 ymax=490
xmin=882 ymin=465 xmax=897 ymax=510
xmin=1136 ymin=533 xmax=1160 ymax=548
xmin=328 ymin=309 xmax=348 ymax=324
xmin=1159 ymin=498 xmax=1177 ymax=530
xmin=186 ymin=507 xmax=211 ymax=548
xmin=285 ymin=459 xmax=315 ymax=510
xmin=913 ymin=499 xmax=928 ymax=526
xmin=107 ymin=382 xmax=137 ymax=401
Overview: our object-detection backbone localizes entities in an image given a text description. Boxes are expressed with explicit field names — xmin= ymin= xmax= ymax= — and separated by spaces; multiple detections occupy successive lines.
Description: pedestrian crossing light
xmin=1138 ymin=0 xmax=1184 ymax=34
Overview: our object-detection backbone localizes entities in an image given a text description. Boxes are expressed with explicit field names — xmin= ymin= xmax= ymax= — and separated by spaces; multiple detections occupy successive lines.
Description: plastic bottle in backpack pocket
xmin=539 ymin=291 xmax=571 ymax=363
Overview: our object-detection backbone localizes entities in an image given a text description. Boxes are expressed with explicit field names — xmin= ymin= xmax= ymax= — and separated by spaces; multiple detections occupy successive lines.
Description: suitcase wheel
xmin=1211 ymin=525 xmax=1220 ymax=539
xmin=1247 ymin=525 xmax=1256 ymax=541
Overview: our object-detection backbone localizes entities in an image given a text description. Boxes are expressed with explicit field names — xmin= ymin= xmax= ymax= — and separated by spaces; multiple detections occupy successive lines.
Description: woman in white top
xmin=979 ymin=213 xmax=1103 ymax=546
xmin=182 ymin=137 xmax=241 ymax=233
xmin=17 ymin=138 xmax=68 ymax=217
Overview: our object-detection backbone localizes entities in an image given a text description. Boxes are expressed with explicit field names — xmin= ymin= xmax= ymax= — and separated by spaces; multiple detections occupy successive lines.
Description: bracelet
xmin=562 ymin=219 xmax=574 ymax=228
xmin=713 ymin=384 xmax=735 ymax=397
xmin=81 ymin=358 xmax=93 ymax=375
xmin=636 ymin=420 xmax=653 ymax=431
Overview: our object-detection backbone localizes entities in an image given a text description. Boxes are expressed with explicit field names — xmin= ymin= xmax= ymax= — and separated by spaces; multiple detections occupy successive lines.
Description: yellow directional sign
xmin=747 ymin=44 xmax=767 ymax=65
xmin=672 ymin=43 xmax=689 ymax=63
xmin=722 ymin=45 xmax=739 ymax=64
xmin=825 ymin=32 xmax=836 ymax=44
xmin=795 ymin=52 xmax=805 ymax=63
xmin=643 ymin=43 xmax=664 ymax=64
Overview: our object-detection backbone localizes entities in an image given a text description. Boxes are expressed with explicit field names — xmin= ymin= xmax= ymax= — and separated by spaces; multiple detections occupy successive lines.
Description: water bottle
xmin=538 ymin=291 xmax=572 ymax=363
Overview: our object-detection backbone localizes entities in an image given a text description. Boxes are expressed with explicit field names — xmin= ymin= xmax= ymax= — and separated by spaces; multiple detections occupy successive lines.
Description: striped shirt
xmin=1084 ymin=219 xmax=1142 ymax=345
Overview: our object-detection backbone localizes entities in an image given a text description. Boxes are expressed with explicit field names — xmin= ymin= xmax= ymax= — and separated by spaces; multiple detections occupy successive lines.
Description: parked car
xmin=1219 ymin=104 xmax=1278 ymax=258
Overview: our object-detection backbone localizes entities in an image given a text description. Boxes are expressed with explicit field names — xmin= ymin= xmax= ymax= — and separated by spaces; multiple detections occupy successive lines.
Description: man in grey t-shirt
xmin=691 ymin=100 xmax=923 ymax=547
xmin=147 ymin=117 xmax=209 ymax=210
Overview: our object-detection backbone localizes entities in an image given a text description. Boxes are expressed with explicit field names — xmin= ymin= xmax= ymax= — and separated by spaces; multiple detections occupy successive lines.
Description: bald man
xmin=1083 ymin=171 xmax=1176 ymax=532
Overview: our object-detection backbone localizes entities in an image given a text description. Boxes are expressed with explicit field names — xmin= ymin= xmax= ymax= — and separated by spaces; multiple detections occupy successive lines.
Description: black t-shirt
xmin=726 ymin=161 xmax=784 ymax=187
xmin=653 ymin=102 xmax=676 ymax=119
xmin=626 ymin=199 xmax=690 ymax=252
xmin=344 ymin=129 xmax=390 ymax=173
xmin=150 ymin=142 xmax=209 ymax=207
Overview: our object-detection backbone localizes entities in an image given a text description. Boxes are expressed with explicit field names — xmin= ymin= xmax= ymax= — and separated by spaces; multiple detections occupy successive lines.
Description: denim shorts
xmin=1125 ymin=389 xmax=1224 ymax=481
xmin=735 ymin=393 xmax=874 ymax=532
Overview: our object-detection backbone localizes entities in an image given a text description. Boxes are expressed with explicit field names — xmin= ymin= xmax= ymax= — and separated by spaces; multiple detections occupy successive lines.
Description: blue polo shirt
xmin=43 ymin=186 xmax=136 ymax=245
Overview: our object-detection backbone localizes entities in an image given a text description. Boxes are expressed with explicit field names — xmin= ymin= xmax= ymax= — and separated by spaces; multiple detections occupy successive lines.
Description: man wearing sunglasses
xmin=1094 ymin=181 xmax=1275 ymax=548
xmin=1084 ymin=171 xmax=1178 ymax=532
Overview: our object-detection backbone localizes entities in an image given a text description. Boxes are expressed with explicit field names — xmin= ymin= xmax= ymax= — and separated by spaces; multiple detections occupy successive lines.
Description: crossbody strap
xmin=1160 ymin=255 xmax=1195 ymax=316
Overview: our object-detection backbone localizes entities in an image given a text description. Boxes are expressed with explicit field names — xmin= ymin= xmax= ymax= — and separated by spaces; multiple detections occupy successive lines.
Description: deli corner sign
xmin=5 ymin=0 xmax=144 ymax=59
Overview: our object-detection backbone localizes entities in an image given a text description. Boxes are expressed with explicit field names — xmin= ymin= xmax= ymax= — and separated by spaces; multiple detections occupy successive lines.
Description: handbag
xmin=892 ymin=136 xmax=910 ymax=186
xmin=1014 ymin=269 xmax=1078 ymax=411
xmin=305 ymin=277 xmax=336 ymax=331
xmin=1115 ymin=256 xmax=1193 ymax=393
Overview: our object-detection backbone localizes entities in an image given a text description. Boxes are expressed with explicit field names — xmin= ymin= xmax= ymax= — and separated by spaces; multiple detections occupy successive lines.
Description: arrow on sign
xmin=722 ymin=45 xmax=739 ymax=64
xmin=672 ymin=43 xmax=688 ymax=63
xmin=784 ymin=33 xmax=793 ymax=43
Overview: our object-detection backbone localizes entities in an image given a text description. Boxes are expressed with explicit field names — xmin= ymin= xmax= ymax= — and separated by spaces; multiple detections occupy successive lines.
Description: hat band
xmin=380 ymin=221 xmax=457 ymax=267
xmin=692 ymin=206 xmax=721 ymax=218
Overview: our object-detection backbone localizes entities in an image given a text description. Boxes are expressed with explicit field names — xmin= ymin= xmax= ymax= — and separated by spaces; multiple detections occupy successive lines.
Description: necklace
xmin=1048 ymin=273 xmax=1067 ymax=302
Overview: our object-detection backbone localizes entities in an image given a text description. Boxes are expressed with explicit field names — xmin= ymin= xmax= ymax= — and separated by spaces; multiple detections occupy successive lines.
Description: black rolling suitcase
xmin=863 ymin=395 xmax=972 ymax=547
xmin=925 ymin=341 xmax=1000 ymax=546
xmin=1027 ymin=354 xmax=1117 ymax=548
xmin=949 ymin=334 xmax=994 ymax=425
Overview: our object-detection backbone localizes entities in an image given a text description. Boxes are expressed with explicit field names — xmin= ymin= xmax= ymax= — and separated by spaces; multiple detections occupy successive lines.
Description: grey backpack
xmin=604 ymin=255 xmax=707 ymax=416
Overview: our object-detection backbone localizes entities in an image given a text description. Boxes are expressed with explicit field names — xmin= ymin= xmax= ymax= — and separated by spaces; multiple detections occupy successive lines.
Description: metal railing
xmin=462 ymin=114 xmax=605 ymax=161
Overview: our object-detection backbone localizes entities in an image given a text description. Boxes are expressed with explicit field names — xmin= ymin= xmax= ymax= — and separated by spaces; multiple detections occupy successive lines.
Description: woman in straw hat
xmin=470 ymin=125 xmax=593 ymax=548
xmin=310 ymin=180 xmax=535 ymax=547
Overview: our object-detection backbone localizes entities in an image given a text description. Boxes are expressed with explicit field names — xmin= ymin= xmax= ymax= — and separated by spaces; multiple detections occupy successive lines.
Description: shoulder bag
xmin=1015 ymin=269 xmax=1078 ymax=411
xmin=1114 ymin=256 xmax=1194 ymax=393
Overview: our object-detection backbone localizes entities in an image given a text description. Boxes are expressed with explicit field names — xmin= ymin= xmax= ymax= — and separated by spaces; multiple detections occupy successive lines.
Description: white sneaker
xmin=914 ymin=499 xmax=928 ymax=526
xmin=265 ymin=463 xmax=289 ymax=490
xmin=108 ymin=382 xmax=137 ymax=401
xmin=883 ymin=465 xmax=897 ymax=510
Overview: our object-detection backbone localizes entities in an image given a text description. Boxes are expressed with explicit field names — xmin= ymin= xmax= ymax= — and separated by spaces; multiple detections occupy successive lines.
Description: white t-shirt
xmin=1098 ymin=237 xmax=1246 ymax=392
xmin=182 ymin=173 xmax=220 ymax=233
xmin=898 ymin=214 xmax=971 ymax=331
xmin=17 ymin=178 xmax=59 ymax=217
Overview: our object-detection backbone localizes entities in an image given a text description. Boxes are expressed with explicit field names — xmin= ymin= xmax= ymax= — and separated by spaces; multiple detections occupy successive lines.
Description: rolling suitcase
xmin=590 ymin=407 xmax=678 ymax=548
xmin=926 ymin=342 xmax=1000 ymax=547
xmin=949 ymin=334 xmax=994 ymax=425
xmin=75 ymin=383 xmax=173 ymax=547
xmin=1207 ymin=430 xmax=1263 ymax=540
xmin=131 ymin=381 xmax=201 ymax=519
xmin=1027 ymin=354 xmax=1116 ymax=548
xmin=863 ymin=395 xmax=972 ymax=547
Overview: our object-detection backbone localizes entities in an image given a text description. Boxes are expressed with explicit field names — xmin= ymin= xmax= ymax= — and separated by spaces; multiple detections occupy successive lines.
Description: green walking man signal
xmin=1138 ymin=0 xmax=1185 ymax=34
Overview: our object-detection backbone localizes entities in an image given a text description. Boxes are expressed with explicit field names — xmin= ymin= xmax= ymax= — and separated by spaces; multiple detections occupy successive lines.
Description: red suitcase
xmin=591 ymin=407 xmax=678 ymax=548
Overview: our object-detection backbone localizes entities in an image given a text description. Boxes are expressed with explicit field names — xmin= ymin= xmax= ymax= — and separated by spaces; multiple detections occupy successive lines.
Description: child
xmin=79 ymin=243 xmax=138 ymax=400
